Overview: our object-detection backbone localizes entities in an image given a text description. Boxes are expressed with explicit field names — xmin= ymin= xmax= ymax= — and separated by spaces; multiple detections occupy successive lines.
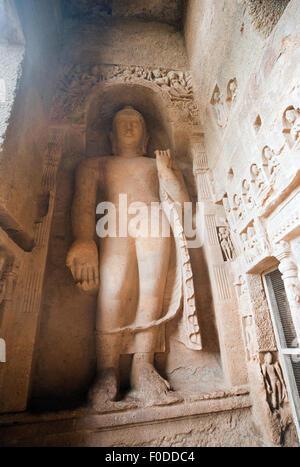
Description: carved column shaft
xmin=275 ymin=241 xmax=300 ymax=345
xmin=0 ymin=127 xmax=64 ymax=413
xmin=191 ymin=139 xmax=247 ymax=386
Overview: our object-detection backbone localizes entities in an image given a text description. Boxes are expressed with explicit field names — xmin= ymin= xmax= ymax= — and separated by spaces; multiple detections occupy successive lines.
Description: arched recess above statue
xmin=50 ymin=72 xmax=202 ymax=193
xmin=84 ymin=80 xmax=187 ymax=158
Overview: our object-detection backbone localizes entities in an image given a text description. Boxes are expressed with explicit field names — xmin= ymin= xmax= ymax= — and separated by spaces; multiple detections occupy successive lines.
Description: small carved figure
xmin=218 ymin=227 xmax=234 ymax=261
xmin=262 ymin=145 xmax=280 ymax=182
xmin=283 ymin=107 xmax=300 ymax=149
xmin=211 ymin=87 xmax=228 ymax=128
xmin=243 ymin=316 xmax=256 ymax=361
xmin=248 ymin=226 xmax=261 ymax=257
xmin=227 ymin=78 xmax=238 ymax=103
xmin=261 ymin=352 xmax=287 ymax=411
xmin=242 ymin=178 xmax=255 ymax=214
xmin=164 ymin=71 xmax=193 ymax=101
xmin=241 ymin=232 xmax=254 ymax=263
xmin=250 ymin=163 xmax=270 ymax=201
xmin=253 ymin=217 xmax=269 ymax=255
xmin=152 ymin=69 xmax=170 ymax=89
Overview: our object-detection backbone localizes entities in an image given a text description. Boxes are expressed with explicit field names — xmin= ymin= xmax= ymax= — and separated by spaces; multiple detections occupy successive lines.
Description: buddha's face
xmin=115 ymin=114 xmax=143 ymax=146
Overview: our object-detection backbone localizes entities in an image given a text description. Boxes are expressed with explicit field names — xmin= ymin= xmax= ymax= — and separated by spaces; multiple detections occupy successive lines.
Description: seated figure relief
xmin=66 ymin=106 xmax=202 ymax=408
xmin=226 ymin=78 xmax=238 ymax=104
xmin=250 ymin=163 xmax=270 ymax=203
xmin=232 ymin=193 xmax=245 ymax=223
xmin=283 ymin=107 xmax=300 ymax=150
xmin=262 ymin=145 xmax=280 ymax=183
xmin=211 ymin=86 xmax=228 ymax=129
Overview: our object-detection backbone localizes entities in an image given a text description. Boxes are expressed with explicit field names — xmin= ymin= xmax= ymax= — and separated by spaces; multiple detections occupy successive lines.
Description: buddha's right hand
xmin=66 ymin=240 xmax=99 ymax=294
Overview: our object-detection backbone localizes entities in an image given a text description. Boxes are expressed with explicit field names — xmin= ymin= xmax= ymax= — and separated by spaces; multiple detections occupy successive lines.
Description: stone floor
xmin=0 ymin=387 xmax=266 ymax=447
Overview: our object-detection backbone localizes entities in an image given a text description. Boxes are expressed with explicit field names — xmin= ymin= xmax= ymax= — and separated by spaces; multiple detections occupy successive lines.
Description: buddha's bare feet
xmin=130 ymin=362 xmax=178 ymax=405
xmin=87 ymin=368 xmax=119 ymax=410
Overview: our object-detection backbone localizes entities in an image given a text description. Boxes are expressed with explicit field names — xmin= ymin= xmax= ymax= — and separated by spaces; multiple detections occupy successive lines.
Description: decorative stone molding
xmin=51 ymin=64 xmax=200 ymax=124
xmin=191 ymin=139 xmax=213 ymax=202
xmin=267 ymin=189 xmax=300 ymax=244
xmin=213 ymin=265 xmax=232 ymax=301
xmin=19 ymin=127 xmax=64 ymax=314
xmin=240 ymin=274 xmax=277 ymax=352
xmin=205 ymin=215 xmax=219 ymax=246
xmin=274 ymin=241 xmax=300 ymax=344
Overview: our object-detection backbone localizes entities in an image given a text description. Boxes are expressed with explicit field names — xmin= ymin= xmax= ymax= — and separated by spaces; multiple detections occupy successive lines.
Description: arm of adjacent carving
xmin=71 ymin=159 xmax=98 ymax=241
xmin=155 ymin=150 xmax=190 ymax=205
xmin=261 ymin=364 xmax=272 ymax=393
xmin=66 ymin=159 xmax=100 ymax=294
xmin=274 ymin=362 xmax=287 ymax=399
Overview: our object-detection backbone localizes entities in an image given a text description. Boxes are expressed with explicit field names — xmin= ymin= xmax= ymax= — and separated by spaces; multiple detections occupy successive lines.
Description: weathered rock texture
xmin=246 ymin=0 xmax=290 ymax=38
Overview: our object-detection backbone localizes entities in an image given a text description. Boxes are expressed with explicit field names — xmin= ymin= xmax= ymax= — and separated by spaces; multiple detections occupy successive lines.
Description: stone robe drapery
xmin=98 ymin=179 xmax=202 ymax=354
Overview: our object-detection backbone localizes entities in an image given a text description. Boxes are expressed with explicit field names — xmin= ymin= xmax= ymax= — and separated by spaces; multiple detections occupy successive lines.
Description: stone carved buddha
xmin=66 ymin=106 xmax=201 ymax=408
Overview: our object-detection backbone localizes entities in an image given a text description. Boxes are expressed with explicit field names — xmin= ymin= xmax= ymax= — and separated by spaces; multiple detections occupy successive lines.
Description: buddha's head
xmin=110 ymin=106 xmax=149 ymax=157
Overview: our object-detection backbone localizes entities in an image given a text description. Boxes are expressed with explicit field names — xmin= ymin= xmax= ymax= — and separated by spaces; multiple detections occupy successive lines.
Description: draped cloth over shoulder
xmin=99 ymin=180 xmax=202 ymax=352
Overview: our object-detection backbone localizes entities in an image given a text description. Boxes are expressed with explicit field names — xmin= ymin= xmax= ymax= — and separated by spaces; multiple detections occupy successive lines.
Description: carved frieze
xmin=267 ymin=189 xmax=300 ymax=245
xmin=51 ymin=64 xmax=200 ymax=123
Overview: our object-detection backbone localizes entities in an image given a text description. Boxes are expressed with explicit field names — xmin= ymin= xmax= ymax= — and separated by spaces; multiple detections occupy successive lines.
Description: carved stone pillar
xmin=274 ymin=241 xmax=300 ymax=345
xmin=0 ymin=127 xmax=64 ymax=413
xmin=192 ymin=137 xmax=248 ymax=387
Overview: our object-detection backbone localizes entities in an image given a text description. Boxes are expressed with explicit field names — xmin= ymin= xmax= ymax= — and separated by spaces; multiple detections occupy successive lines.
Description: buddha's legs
xmin=90 ymin=237 xmax=137 ymax=404
xmin=131 ymin=236 xmax=171 ymax=397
